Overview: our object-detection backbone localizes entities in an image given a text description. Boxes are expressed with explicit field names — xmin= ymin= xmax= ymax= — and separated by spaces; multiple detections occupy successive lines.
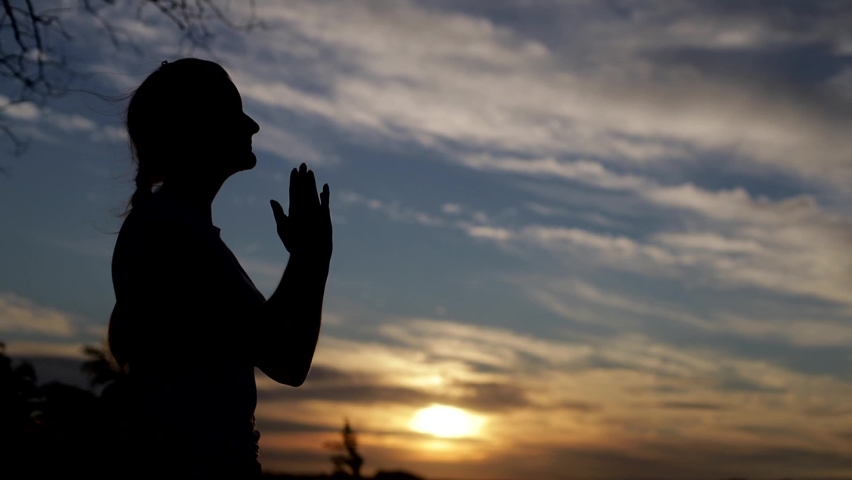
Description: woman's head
xmin=125 ymin=58 xmax=260 ymax=209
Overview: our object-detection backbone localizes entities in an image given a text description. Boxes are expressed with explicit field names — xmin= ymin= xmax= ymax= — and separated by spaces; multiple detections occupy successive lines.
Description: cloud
xmin=461 ymin=155 xmax=652 ymax=191
xmin=89 ymin=125 xmax=128 ymax=143
xmin=1 ymin=98 xmax=40 ymax=120
xmin=459 ymin=224 xmax=513 ymax=242
xmin=44 ymin=109 xmax=97 ymax=132
xmin=0 ymin=293 xmax=77 ymax=337
xmin=517 ymin=276 xmax=852 ymax=349
xmin=338 ymin=192 xmax=444 ymax=227
xmin=252 ymin=124 xmax=336 ymax=166
xmin=222 ymin=1 xmax=852 ymax=183
xmin=0 ymin=94 xmax=126 ymax=145
xmin=452 ymin=163 xmax=852 ymax=305
xmin=441 ymin=203 xmax=462 ymax=215
xmin=253 ymin=316 xmax=852 ymax=477
xmin=3 ymin=341 xmax=86 ymax=359
xmin=337 ymin=171 xmax=852 ymax=307
xmin=260 ymin=369 xmax=531 ymax=413
xmin=6 ymin=2 xmax=852 ymax=477
xmin=656 ymin=401 xmax=726 ymax=411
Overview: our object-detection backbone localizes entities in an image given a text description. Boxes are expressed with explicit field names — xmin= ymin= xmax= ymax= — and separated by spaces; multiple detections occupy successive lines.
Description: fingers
xmin=288 ymin=167 xmax=299 ymax=214
xmin=306 ymin=169 xmax=320 ymax=208
xmin=322 ymin=183 xmax=332 ymax=235
xmin=320 ymin=183 xmax=330 ymax=209
xmin=289 ymin=163 xmax=325 ymax=216
xmin=270 ymin=199 xmax=284 ymax=221
xmin=271 ymin=199 xmax=292 ymax=251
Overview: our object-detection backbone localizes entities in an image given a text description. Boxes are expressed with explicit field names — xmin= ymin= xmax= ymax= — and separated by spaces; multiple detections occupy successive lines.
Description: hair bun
xmin=161 ymin=60 xmax=169 ymax=66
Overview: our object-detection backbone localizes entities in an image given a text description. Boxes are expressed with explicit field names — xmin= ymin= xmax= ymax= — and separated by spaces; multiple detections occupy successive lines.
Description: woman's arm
xmin=254 ymin=163 xmax=333 ymax=386
xmin=254 ymin=254 xmax=329 ymax=386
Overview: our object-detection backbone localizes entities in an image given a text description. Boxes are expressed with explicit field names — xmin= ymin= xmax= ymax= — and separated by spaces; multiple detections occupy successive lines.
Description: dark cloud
xmin=671 ymin=0 xmax=852 ymax=36
xmin=726 ymin=445 xmax=852 ymax=473
xmin=256 ymin=417 xmax=453 ymax=446
xmin=258 ymin=382 xmax=433 ymax=405
xmin=737 ymin=424 xmax=802 ymax=438
xmin=555 ymin=401 xmax=601 ymax=413
xmin=715 ymin=366 xmax=787 ymax=394
xmin=801 ymin=405 xmax=852 ymax=418
xmin=647 ymin=43 xmax=846 ymax=88
xmin=452 ymin=381 xmax=530 ymax=412
xmin=259 ymin=366 xmax=532 ymax=412
xmin=256 ymin=418 xmax=340 ymax=434
xmin=628 ymin=384 xmax=687 ymax=395
xmin=664 ymin=332 xmax=852 ymax=382
xmin=657 ymin=401 xmax=727 ymax=411
xmin=304 ymin=364 xmax=357 ymax=383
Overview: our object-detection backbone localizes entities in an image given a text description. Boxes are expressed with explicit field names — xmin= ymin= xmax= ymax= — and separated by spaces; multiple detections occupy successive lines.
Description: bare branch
xmin=0 ymin=0 xmax=268 ymax=167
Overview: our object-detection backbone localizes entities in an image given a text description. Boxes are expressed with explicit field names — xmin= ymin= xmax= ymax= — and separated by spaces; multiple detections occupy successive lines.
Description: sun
xmin=408 ymin=404 xmax=485 ymax=438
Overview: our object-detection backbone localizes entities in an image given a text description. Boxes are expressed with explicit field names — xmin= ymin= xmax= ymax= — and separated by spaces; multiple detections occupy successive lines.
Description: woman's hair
xmin=123 ymin=57 xmax=232 ymax=214
xmin=110 ymin=58 xmax=231 ymax=368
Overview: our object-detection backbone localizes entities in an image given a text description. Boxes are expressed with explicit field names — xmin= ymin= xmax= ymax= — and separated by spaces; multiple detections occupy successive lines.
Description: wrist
xmin=289 ymin=251 xmax=332 ymax=269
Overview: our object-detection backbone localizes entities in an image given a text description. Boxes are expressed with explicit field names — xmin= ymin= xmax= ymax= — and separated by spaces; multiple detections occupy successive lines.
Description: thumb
xmin=270 ymin=199 xmax=289 ymax=229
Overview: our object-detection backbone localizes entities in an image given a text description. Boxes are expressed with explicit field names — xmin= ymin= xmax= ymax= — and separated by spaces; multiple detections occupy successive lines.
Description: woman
xmin=108 ymin=58 xmax=332 ymax=478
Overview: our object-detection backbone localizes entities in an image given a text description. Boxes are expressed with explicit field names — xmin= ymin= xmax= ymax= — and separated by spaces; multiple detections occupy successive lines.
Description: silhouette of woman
xmin=108 ymin=58 xmax=332 ymax=478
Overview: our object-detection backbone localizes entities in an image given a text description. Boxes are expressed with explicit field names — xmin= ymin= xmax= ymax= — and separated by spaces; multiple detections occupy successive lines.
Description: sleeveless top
xmin=111 ymin=189 xmax=266 ymax=478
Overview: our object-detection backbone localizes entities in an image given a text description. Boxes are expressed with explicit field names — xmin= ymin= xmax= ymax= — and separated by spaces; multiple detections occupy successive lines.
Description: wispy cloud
xmin=255 ymin=316 xmax=852 ymax=476
xmin=223 ymin=1 xmax=852 ymax=184
xmin=0 ymin=293 xmax=78 ymax=337
xmin=6 ymin=1 xmax=852 ymax=478
xmin=339 ymin=191 xmax=444 ymax=227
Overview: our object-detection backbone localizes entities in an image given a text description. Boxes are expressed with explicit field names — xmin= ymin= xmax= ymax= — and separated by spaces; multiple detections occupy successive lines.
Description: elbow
xmin=278 ymin=369 xmax=308 ymax=387
xmin=263 ymin=363 xmax=310 ymax=387
xmin=284 ymin=374 xmax=307 ymax=387
xmin=256 ymin=344 xmax=315 ymax=387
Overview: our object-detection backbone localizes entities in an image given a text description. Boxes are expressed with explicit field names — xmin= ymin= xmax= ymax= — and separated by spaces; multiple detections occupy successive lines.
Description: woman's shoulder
xmin=122 ymin=191 xmax=214 ymax=237
xmin=114 ymin=196 xmax=199 ymax=263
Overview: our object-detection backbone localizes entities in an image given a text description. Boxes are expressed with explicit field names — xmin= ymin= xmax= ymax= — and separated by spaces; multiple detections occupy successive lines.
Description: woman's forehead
xmin=220 ymin=79 xmax=243 ymax=108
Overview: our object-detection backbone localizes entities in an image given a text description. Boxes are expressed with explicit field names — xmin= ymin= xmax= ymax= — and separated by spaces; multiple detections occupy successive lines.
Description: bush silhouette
xmin=324 ymin=418 xmax=365 ymax=478
xmin=2 ymin=340 xmax=427 ymax=480
xmin=0 ymin=341 xmax=130 ymax=479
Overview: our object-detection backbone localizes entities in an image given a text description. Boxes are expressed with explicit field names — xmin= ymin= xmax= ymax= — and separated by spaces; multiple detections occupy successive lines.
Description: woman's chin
xmin=236 ymin=151 xmax=257 ymax=171
xmin=217 ymin=150 xmax=257 ymax=176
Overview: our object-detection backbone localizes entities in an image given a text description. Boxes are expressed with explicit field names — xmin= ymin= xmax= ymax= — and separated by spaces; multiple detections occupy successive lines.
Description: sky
xmin=2 ymin=0 xmax=852 ymax=478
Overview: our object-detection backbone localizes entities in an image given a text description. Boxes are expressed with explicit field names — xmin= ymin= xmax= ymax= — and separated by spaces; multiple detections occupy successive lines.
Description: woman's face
xmin=200 ymin=78 xmax=261 ymax=177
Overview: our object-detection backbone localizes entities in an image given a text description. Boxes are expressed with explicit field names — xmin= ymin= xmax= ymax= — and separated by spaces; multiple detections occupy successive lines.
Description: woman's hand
xmin=270 ymin=163 xmax=332 ymax=264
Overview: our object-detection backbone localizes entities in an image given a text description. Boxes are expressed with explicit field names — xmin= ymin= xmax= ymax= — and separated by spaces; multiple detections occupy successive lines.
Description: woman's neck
xmin=158 ymin=175 xmax=227 ymax=225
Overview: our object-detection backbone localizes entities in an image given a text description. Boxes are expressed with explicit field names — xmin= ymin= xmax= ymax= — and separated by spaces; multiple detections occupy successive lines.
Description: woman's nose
xmin=246 ymin=114 xmax=260 ymax=135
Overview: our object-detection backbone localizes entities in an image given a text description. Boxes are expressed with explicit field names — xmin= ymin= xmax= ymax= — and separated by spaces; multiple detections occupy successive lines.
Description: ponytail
xmin=130 ymin=161 xmax=154 ymax=210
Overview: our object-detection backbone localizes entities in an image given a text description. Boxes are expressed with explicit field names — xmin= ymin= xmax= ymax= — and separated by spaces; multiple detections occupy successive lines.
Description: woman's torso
xmin=111 ymin=189 xmax=266 ymax=477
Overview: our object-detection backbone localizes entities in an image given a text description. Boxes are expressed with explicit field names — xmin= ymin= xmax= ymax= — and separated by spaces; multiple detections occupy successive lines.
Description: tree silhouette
xmin=0 ymin=0 xmax=265 ymax=168
xmin=1 ymin=340 xmax=128 ymax=478
xmin=323 ymin=418 xmax=364 ymax=478
xmin=2 ymin=341 xmax=435 ymax=480
xmin=0 ymin=341 xmax=41 ymax=431
xmin=1 ymin=341 xmax=43 ymax=478
xmin=81 ymin=342 xmax=126 ymax=389
xmin=80 ymin=341 xmax=131 ymax=473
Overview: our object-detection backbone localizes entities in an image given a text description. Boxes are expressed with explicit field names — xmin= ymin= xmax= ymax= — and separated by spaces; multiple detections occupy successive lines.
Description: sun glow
xmin=408 ymin=404 xmax=485 ymax=438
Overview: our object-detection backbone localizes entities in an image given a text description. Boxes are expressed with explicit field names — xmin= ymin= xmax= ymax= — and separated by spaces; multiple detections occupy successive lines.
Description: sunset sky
xmin=2 ymin=1 xmax=852 ymax=478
